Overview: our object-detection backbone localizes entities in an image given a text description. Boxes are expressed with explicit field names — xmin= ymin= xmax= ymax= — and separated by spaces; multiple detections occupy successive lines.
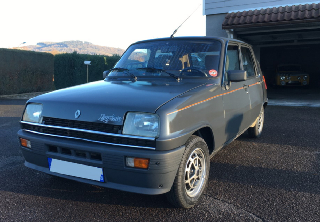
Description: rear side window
xmin=240 ymin=47 xmax=256 ymax=77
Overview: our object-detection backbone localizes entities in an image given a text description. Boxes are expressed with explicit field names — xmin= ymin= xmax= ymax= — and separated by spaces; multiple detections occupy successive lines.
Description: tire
xmin=248 ymin=107 xmax=264 ymax=138
xmin=166 ymin=135 xmax=210 ymax=208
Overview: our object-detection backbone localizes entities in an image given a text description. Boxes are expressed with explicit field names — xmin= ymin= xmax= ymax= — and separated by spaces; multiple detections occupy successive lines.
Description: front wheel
xmin=166 ymin=136 xmax=210 ymax=208
xmin=248 ymin=108 xmax=264 ymax=138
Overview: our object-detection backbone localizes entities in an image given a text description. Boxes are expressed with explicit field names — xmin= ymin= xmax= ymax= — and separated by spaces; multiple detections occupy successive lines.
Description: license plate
xmin=48 ymin=158 xmax=104 ymax=182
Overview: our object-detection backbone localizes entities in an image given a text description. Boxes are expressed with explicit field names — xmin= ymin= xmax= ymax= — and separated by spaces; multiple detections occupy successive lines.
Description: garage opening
xmin=261 ymin=43 xmax=320 ymax=88
xmin=222 ymin=3 xmax=320 ymax=102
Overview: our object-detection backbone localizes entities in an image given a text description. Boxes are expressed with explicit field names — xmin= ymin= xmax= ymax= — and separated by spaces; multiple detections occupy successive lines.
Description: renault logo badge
xmin=75 ymin=110 xmax=81 ymax=119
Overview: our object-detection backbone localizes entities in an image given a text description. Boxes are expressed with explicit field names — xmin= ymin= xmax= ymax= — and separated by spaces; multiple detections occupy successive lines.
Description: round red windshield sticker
xmin=209 ymin=69 xmax=217 ymax=77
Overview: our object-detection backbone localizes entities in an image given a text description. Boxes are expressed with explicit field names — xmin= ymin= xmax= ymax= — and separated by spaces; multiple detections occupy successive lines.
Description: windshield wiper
xmin=110 ymin=68 xmax=137 ymax=81
xmin=137 ymin=67 xmax=181 ymax=82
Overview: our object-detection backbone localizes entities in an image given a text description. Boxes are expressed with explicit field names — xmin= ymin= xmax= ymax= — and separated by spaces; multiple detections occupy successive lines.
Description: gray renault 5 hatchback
xmin=18 ymin=37 xmax=267 ymax=208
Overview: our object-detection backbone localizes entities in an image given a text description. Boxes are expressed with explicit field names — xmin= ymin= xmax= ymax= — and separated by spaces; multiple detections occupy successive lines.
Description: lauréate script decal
xmin=98 ymin=114 xmax=122 ymax=123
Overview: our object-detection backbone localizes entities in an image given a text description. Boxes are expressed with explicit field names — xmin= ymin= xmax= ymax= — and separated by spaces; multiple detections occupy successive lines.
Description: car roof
xmin=131 ymin=36 xmax=246 ymax=46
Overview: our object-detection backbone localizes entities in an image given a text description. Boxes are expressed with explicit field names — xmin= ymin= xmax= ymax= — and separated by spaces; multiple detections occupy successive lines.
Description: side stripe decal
xmin=167 ymin=82 xmax=260 ymax=116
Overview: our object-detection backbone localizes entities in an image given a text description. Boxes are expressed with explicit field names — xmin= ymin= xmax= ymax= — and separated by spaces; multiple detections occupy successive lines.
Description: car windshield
xmin=278 ymin=65 xmax=301 ymax=72
xmin=108 ymin=39 xmax=222 ymax=78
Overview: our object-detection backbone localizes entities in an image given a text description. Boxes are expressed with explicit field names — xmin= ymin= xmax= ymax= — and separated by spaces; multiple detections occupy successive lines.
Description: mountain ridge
xmin=20 ymin=40 xmax=125 ymax=56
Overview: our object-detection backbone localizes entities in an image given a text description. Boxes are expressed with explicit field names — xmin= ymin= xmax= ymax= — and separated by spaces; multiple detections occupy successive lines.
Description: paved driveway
xmin=0 ymin=99 xmax=319 ymax=221
xmin=268 ymin=87 xmax=320 ymax=107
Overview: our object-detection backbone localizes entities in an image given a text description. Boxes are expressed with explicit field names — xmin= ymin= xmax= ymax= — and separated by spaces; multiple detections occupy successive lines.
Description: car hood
xmin=29 ymin=79 xmax=217 ymax=124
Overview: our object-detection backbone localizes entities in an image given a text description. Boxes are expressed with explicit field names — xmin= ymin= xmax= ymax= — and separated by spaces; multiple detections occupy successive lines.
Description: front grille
xmin=42 ymin=117 xmax=122 ymax=134
xmin=48 ymin=145 xmax=102 ymax=161
xmin=21 ymin=121 xmax=156 ymax=149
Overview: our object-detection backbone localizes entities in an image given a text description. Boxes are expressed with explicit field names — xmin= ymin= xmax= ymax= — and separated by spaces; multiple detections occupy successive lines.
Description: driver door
xmin=222 ymin=44 xmax=251 ymax=142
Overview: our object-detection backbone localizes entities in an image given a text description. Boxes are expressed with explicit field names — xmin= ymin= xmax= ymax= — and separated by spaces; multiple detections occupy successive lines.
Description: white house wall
xmin=204 ymin=0 xmax=320 ymax=15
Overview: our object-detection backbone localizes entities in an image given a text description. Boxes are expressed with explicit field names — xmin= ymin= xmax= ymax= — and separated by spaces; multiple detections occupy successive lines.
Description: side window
xmin=226 ymin=45 xmax=240 ymax=72
xmin=240 ymin=47 xmax=256 ymax=77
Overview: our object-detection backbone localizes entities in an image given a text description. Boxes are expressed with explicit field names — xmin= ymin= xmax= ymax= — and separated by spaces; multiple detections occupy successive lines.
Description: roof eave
xmin=222 ymin=18 xmax=320 ymax=30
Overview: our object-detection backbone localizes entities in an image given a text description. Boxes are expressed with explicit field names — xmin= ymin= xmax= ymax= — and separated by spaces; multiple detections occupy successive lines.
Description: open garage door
xmin=260 ymin=44 xmax=320 ymax=88
xmin=222 ymin=3 xmax=320 ymax=101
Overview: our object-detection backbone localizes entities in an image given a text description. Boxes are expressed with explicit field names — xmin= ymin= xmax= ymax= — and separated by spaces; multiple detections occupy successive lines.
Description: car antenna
xmin=170 ymin=4 xmax=202 ymax=38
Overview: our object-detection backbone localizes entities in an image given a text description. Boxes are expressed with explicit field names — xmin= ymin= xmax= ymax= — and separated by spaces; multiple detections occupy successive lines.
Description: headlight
xmin=303 ymin=75 xmax=308 ymax=80
xmin=123 ymin=112 xmax=159 ymax=138
xmin=22 ymin=103 xmax=43 ymax=123
xmin=280 ymin=76 xmax=285 ymax=80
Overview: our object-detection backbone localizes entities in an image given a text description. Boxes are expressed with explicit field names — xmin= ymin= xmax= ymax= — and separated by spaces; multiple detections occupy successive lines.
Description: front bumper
xmin=18 ymin=129 xmax=185 ymax=195
xmin=276 ymin=75 xmax=309 ymax=86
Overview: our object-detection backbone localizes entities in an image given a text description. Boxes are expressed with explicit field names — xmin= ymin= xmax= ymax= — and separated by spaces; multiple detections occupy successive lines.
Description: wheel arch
xmin=192 ymin=126 xmax=215 ymax=155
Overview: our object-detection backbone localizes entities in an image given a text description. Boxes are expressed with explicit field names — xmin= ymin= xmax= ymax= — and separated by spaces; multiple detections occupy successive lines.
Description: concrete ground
xmin=267 ymin=87 xmax=320 ymax=107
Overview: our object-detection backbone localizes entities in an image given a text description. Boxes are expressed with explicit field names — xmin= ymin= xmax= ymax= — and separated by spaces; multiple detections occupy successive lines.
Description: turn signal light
xmin=126 ymin=157 xmax=150 ymax=169
xmin=20 ymin=138 xmax=31 ymax=148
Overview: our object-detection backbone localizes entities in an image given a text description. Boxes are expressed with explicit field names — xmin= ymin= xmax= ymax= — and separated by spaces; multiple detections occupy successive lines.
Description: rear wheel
xmin=248 ymin=108 xmax=264 ymax=138
xmin=166 ymin=136 xmax=209 ymax=208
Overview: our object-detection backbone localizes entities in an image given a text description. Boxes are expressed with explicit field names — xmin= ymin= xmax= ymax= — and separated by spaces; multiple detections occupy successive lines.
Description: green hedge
xmin=54 ymin=52 xmax=120 ymax=89
xmin=0 ymin=49 xmax=120 ymax=95
xmin=0 ymin=49 xmax=54 ymax=95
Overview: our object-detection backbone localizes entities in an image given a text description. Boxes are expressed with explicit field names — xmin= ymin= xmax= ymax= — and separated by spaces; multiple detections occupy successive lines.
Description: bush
xmin=54 ymin=52 xmax=120 ymax=89
xmin=0 ymin=49 xmax=54 ymax=95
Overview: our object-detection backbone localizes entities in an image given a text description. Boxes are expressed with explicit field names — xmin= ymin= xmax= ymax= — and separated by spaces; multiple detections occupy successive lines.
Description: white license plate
xmin=48 ymin=158 xmax=104 ymax=182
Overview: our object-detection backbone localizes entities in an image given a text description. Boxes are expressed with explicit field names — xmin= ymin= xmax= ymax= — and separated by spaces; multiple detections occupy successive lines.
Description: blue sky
xmin=1 ymin=0 xmax=205 ymax=50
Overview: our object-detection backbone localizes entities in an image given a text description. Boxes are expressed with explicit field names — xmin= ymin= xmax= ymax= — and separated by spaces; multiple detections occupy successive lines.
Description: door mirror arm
xmin=223 ymin=80 xmax=231 ymax=90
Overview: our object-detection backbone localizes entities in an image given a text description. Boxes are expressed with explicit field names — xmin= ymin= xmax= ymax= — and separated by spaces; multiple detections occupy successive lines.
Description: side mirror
xmin=103 ymin=70 xmax=110 ymax=79
xmin=228 ymin=70 xmax=247 ymax=82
